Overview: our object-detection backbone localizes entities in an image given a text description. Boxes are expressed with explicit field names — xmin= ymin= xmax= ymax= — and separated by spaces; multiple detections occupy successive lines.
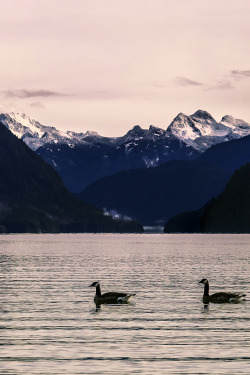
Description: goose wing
xmin=98 ymin=292 xmax=135 ymax=304
xmin=210 ymin=292 xmax=245 ymax=302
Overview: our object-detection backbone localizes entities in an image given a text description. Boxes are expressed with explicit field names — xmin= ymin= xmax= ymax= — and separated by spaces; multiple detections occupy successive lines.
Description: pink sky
xmin=0 ymin=0 xmax=250 ymax=135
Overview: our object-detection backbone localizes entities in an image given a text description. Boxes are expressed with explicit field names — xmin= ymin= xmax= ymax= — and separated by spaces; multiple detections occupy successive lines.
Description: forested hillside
xmin=0 ymin=123 xmax=143 ymax=233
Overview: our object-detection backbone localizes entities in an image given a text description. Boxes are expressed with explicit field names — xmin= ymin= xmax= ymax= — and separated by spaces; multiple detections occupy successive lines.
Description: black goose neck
xmin=204 ymin=281 xmax=209 ymax=296
xmin=96 ymin=284 xmax=101 ymax=296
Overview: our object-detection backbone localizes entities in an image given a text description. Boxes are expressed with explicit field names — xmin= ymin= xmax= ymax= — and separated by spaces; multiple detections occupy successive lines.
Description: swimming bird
xmin=89 ymin=281 xmax=136 ymax=306
xmin=199 ymin=278 xmax=246 ymax=304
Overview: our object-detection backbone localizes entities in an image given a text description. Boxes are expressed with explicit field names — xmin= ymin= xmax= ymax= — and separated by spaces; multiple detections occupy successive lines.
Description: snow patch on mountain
xmin=143 ymin=155 xmax=160 ymax=167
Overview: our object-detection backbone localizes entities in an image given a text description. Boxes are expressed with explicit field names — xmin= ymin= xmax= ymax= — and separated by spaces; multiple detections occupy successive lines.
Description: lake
xmin=0 ymin=234 xmax=249 ymax=374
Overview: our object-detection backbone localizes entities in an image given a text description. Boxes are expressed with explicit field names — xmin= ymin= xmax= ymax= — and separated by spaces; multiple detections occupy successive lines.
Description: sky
xmin=0 ymin=0 xmax=250 ymax=136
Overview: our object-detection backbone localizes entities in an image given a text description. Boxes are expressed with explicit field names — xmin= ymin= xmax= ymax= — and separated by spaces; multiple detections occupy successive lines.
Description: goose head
xmin=89 ymin=281 xmax=100 ymax=288
xmin=199 ymin=278 xmax=208 ymax=285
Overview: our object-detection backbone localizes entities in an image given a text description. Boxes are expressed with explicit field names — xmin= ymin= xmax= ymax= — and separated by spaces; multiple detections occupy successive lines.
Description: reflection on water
xmin=0 ymin=233 xmax=249 ymax=374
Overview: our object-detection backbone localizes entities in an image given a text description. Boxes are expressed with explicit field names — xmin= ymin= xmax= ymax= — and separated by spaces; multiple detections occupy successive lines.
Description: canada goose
xmin=199 ymin=278 xmax=246 ymax=304
xmin=89 ymin=281 xmax=136 ymax=306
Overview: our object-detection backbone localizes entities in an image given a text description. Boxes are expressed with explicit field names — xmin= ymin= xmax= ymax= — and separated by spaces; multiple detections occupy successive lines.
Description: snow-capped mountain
xmin=1 ymin=110 xmax=250 ymax=192
xmin=1 ymin=110 xmax=250 ymax=153
xmin=37 ymin=124 xmax=197 ymax=192
xmin=0 ymin=113 xmax=85 ymax=150
xmin=166 ymin=110 xmax=250 ymax=151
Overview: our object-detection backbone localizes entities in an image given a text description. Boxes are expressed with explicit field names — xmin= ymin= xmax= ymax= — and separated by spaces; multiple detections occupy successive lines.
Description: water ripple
xmin=0 ymin=233 xmax=249 ymax=374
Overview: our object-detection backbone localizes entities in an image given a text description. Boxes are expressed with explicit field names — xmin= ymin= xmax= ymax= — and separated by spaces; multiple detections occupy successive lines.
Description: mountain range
xmin=1 ymin=110 xmax=250 ymax=193
xmin=2 ymin=110 xmax=250 ymax=231
xmin=79 ymin=134 xmax=250 ymax=226
xmin=0 ymin=121 xmax=143 ymax=233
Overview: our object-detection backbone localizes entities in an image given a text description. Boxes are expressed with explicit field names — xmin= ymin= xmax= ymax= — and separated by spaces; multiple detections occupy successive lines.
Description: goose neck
xmin=96 ymin=284 xmax=101 ymax=297
xmin=204 ymin=281 xmax=209 ymax=296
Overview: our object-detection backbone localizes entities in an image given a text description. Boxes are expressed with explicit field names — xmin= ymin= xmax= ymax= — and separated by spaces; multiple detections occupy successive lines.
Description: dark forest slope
xmin=199 ymin=134 xmax=250 ymax=170
xmin=79 ymin=160 xmax=231 ymax=226
xmin=80 ymin=134 xmax=250 ymax=226
xmin=164 ymin=163 xmax=250 ymax=233
xmin=0 ymin=123 xmax=143 ymax=233
xmin=201 ymin=163 xmax=250 ymax=233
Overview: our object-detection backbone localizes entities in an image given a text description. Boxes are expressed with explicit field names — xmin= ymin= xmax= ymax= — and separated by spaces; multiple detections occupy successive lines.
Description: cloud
xmin=2 ymin=89 xmax=68 ymax=98
xmin=30 ymin=102 xmax=45 ymax=109
xmin=153 ymin=83 xmax=169 ymax=89
xmin=206 ymin=79 xmax=235 ymax=91
xmin=1 ymin=87 xmax=132 ymax=102
xmin=77 ymin=88 xmax=134 ymax=100
xmin=174 ymin=77 xmax=203 ymax=87
xmin=231 ymin=70 xmax=250 ymax=79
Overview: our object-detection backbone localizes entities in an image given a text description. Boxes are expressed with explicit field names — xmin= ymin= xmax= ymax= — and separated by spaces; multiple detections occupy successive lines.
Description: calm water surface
xmin=0 ymin=234 xmax=249 ymax=374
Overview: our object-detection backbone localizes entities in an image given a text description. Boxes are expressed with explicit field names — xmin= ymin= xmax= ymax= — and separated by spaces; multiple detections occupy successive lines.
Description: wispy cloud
xmin=231 ymin=70 xmax=250 ymax=79
xmin=78 ymin=88 xmax=134 ymax=100
xmin=2 ymin=89 xmax=68 ymax=98
xmin=206 ymin=79 xmax=235 ymax=91
xmin=153 ymin=83 xmax=169 ymax=89
xmin=2 ymin=88 xmax=125 ymax=101
xmin=30 ymin=102 xmax=45 ymax=109
xmin=174 ymin=77 xmax=203 ymax=87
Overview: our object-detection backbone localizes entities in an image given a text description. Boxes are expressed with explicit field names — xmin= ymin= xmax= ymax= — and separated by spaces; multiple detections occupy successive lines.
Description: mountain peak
xmin=191 ymin=110 xmax=215 ymax=121
xmin=220 ymin=114 xmax=250 ymax=133
xmin=10 ymin=112 xmax=28 ymax=119
xmin=124 ymin=125 xmax=145 ymax=139
xmin=149 ymin=125 xmax=165 ymax=136
xmin=167 ymin=113 xmax=201 ymax=141
xmin=132 ymin=125 xmax=142 ymax=132
xmin=174 ymin=112 xmax=188 ymax=120
xmin=221 ymin=115 xmax=234 ymax=122
xmin=84 ymin=130 xmax=100 ymax=137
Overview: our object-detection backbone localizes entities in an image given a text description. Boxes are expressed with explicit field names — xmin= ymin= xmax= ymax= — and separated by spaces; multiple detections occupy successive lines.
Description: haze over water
xmin=0 ymin=234 xmax=249 ymax=374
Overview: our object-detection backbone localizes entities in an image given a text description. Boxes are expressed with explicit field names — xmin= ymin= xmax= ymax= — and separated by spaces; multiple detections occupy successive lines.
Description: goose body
xmin=89 ymin=281 xmax=136 ymax=306
xmin=199 ymin=278 xmax=246 ymax=304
